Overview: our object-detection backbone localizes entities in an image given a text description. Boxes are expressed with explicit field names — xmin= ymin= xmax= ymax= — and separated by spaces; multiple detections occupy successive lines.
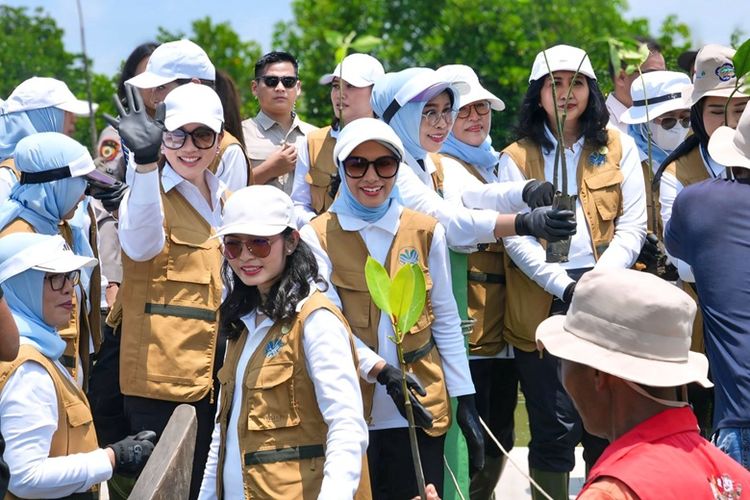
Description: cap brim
xmin=56 ymin=99 xmax=98 ymax=116
xmin=536 ymin=315 xmax=713 ymax=388
xmin=213 ymin=222 xmax=294 ymax=239
xmin=708 ymin=125 xmax=750 ymax=169
xmin=85 ymin=169 xmax=118 ymax=186
xmin=126 ymin=71 xmax=175 ymax=89
xmin=319 ymin=73 xmax=373 ymax=87
xmin=164 ymin=115 xmax=223 ymax=134
xmin=31 ymin=253 xmax=98 ymax=274
xmin=460 ymin=89 xmax=505 ymax=111
xmin=620 ymin=100 xmax=690 ymax=124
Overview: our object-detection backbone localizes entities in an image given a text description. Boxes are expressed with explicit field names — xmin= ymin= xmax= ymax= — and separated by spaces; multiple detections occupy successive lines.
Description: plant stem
xmin=396 ymin=336 xmax=426 ymax=499
xmin=638 ymin=68 xmax=659 ymax=228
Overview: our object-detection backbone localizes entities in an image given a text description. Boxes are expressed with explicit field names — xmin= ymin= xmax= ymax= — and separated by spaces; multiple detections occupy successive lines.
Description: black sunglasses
xmin=162 ymin=127 xmax=218 ymax=150
xmin=256 ymin=76 xmax=298 ymax=89
xmin=656 ymin=116 xmax=690 ymax=131
xmin=342 ymin=156 xmax=401 ymax=179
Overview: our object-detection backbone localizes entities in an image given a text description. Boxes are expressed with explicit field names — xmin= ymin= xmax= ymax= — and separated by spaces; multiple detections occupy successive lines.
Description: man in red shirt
xmin=536 ymin=268 xmax=750 ymax=499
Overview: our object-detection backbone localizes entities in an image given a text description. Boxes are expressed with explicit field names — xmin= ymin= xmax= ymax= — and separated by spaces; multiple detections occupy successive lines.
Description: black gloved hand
xmin=376 ymin=364 xmax=433 ymax=429
xmin=522 ymin=180 xmax=556 ymax=209
xmin=637 ymin=233 xmax=661 ymax=268
xmin=456 ymin=394 xmax=485 ymax=475
xmin=104 ymin=84 xmax=164 ymax=165
xmin=108 ymin=430 xmax=157 ymax=475
xmin=328 ymin=172 xmax=341 ymax=201
xmin=515 ymin=207 xmax=577 ymax=242
xmin=86 ymin=180 xmax=129 ymax=212
xmin=563 ymin=281 xmax=576 ymax=304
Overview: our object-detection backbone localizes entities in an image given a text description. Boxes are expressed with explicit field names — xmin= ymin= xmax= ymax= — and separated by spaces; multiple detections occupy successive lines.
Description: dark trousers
xmin=368 ymin=427 xmax=446 ymax=500
xmin=87 ymin=322 xmax=129 ymax=445
xmin=469 ymin=358 xmax=518 ymax=456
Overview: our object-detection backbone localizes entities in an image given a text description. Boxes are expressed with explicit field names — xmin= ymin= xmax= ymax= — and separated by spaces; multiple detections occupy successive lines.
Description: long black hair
xmin=514 ymin=75 xmax=609 ymax=153
xmin=219 ymin=228 xmax=326 ymax=339
xmin=117 ymin=42 xmax=159 ymax=104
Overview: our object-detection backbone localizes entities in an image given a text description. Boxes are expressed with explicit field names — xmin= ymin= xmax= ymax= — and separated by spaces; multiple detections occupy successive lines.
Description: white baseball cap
xmin=529 ymin=45 xmax=596 ymax=82
xmin=0 ymin=233 xmax=97 ymax=286
xmin=437 ymin=64 xmax=505 ymax=111
xmin=319 ymin=53 xmax=385 ymax=87
xmin=621 ymin=71 xmax=691 ymax=124
xmin=1 ymin=76 xmax=97 ymax=116
xmin=708 ymin=105 xmax=750 ymax=169
xmin=333 ymin=117 xmax=405 ymax=165
xmin=214 ymin=185 xmax=296 ymax=238
xmin=689 ymin=44 xmax=748 ymax=105
xmin=163 ymin=83 xmax=224 ymax=133
xmin=126 ymin=40 xmax=215 ymax=89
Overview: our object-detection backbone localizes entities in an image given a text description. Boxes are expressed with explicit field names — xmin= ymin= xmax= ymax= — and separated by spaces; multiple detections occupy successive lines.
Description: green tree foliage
xmin=158 ymin=17 xmax=263 ymax=119
xmin=274 ymin=0 xmax=691 ymax=145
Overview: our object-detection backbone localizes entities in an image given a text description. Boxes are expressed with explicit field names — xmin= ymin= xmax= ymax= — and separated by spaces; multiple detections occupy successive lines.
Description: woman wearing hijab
xmin=0 ymin=132 xmax=106 ymax=389
xmin=0 ymin=232 xmax=155 ymax=498
xmin=301 ymin=117 xmax=483 ymax=498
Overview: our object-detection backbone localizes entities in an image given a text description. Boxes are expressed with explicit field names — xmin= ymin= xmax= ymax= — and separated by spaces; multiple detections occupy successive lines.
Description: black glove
xmin=456 ymin=395 xmax=485 ymax=475
xmin=563 ymin=281 xmax=576 ymax=304
xmin=515 ymin=207 xmax=576 ymax=242
xmin=522 ymin=180 xmax=555 ymax=209
xmin=376 ymin=364 xmax=433 ymax=429
xmin=86 ymin=180 xmax=129 ymax=212
xmin=328 ymin=172 xmax=341 ymax=201
xmin=104 ymin=84 xmax=164 ymax=165
xmin=108 ymin=430 xmax=157 ymax=475
xmin=637 ymin=233 xmax=661 ymax=268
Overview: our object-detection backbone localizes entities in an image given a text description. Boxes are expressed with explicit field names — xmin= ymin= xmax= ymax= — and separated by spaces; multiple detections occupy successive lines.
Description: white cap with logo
xmin=319 ymin=53 xmax=385 ymax=88
xmin=163 ymin=83 xmax=224 ymax=133
xmin=1 ymin=77 xmax=97 ymax=116
xmin=214 ymin=185 xmax=297 ymax=238
xmin=126 ymin=39 xmax=216 ymax=89
xmin=529 ymin=45 xmax=596 ymax=82
xmin=689 ymin=44 xmax=748 ymax=105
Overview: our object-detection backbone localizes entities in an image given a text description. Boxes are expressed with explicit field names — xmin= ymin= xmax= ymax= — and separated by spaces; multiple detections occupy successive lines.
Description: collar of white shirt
xmin=161 ymin=163 xmax=225 ymax=203
xmin=256 ymin=109 xmax=301 ymax=133
xmin=543 ymin=124 xmax=585 ymax=155
xmin=337 ymin=201 xmax=401 ymax=235
xmin=605 ymin=94 xmax=629 ymax=125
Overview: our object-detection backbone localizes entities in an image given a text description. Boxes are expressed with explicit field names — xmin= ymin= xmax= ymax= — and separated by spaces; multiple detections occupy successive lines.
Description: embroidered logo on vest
xmin=709 ymin=473 xmax=743 ymax=499
xmin=589 ymin=145 xmax=609 ymax=167
xmin=265 ymin=338 xmax=284 ymax=358
xmin=399 ymin=248 xmax=419 ymax=265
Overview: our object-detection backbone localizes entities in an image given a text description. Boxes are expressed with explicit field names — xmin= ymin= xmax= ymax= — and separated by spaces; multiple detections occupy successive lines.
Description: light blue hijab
xmin=0 ymin=132 xmax=94 ymax=297
xmin=441 ymin=134 xmax=499 ymax=174
xmin=0 ymin=233 xmax=68 ymax=358
xmin=371 ymin=68 xmax=461 ymax=162
xmin=0 ymin=106 xmax=65 ymax=160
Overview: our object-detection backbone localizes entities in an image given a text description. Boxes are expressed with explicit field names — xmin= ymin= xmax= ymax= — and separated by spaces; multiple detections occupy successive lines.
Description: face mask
xmin=647 ymin=121 xmax=689 ymax=152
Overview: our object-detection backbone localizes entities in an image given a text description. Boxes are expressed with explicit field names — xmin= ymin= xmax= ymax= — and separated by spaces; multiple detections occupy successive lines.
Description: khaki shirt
xmin=241 ymin=110 xmax=317 ymax=194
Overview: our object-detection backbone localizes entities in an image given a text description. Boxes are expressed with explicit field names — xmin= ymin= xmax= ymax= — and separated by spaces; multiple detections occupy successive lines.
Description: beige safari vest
xmin=305 ymin=126 xmax=338 ymax=215
xmin=427 ymin=153 xmax=445 ymax=196
xmin=214 ymin=291 xmax=370 ymax=499
xmin=641 ymin=161 xmax=663 ymax=238
xmin=0 ymin=345 xmax=99 ymax=500
xmin=0 ymin=217 xmax=100 ymax=387
xmin=116 ymin=186 xmax=222 ymax=402
xmin=440 ymin=154 xmax=506 ymax=356
xmin=310 ymin=209 xmax=452 ymax=436
xmin=663 ymin=146 xmax=708 ymax=353
xmin=501 ymin=131 xmax=624 ymax=351
xmin=208 ymin=132 xmax=254 ymax=186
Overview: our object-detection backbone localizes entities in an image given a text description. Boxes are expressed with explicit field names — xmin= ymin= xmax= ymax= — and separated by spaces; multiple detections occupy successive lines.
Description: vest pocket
xmin=167 ymin=228 xmax=213 ymax=285
xmin=584 ymin=169 xmax=624 ymax=221
xmin=65 ymin=401 xmax=94 ymax=427
xmin=330 ymin=272 xmax=371 ymax=330
xmin=245 ymin=362 xmax=301 ymax=430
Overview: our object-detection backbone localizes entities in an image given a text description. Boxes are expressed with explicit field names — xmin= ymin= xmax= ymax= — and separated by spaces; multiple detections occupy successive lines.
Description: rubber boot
xmin=469 ymin=454 xmax=507 ymax=500
xmin=530 ymin=468 xmax=569 ymax=500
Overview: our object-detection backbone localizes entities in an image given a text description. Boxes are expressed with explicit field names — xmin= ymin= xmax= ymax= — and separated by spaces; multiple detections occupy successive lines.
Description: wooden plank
xmin=129 ymin=404 xmax=197 ymax=500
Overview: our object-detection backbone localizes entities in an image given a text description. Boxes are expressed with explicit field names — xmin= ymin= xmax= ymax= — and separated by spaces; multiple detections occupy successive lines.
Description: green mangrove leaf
xmin=734 ymin=38 xmax=750 ymax=82
xmin=334 ymin=46 xmax=347 ymax=65
xmin=324 ymin=30 xmax=343 ymax=48
xmin=351 ymin=35 xmax=381 ymax=53
xmin=365 ymin=256 xmax=391 ymax=315
xmin=390 ymin=264 xmax=427 ymax=335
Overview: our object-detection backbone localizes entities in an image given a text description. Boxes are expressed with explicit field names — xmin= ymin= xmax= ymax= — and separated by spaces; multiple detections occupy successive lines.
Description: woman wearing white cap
xmin=198 ymin=185 xmax=368 ymax=499
xmin=0 ymin=232 xmax=156 ymax=499
xmin=436 ymin=64 xmax=518 ymax=498
xmin=0 ymin=132 xmax=108 ymax=389
xmin=620 ymin=70 xmax=692 ymax=237
xmin=493 ymin=44 xmax=646 ymax=498
xmin=369 ymin=67 xmax=574 ymax=249
xmin=106 ymin=82 xmax=228 ymax=499
xmin=301 ymin=117 xmax=483 ymax=498
xmin=291 ymin=52 xmax=385 ymax=225
xmin=0 ymin=76 xmax=96 ymax=200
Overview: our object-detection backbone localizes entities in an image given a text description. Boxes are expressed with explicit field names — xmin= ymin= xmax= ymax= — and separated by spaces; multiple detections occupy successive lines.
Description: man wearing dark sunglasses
xmin=242 ymin=51 xmax=317 ymax=195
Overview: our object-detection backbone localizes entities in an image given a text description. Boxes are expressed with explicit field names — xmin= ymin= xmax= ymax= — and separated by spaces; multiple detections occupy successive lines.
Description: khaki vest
xmin=305 ymin=126 xmax=338 ymax=215
xmin=214 ymin=292 xmax=371 ymax=499
xmin=427 ymin=153 xmax=445 ymax=196
xmin=501 ymin=132 xmax=624 ymax=351
xmin=117 ymin=186 xmax=222 ymax=402
xmin=0 ymin=158 xmax=19 ymax=182
xmin=0 ymin=345 xmax=99 ymax=500
xmin=440 ymin=154 xmax=506 ymax=356
xmin=641 ymin=161 xmax=663 ymax=238
xmin=208 ymin=132 xmax=254 ymax=186
xmin=663 ymin=146 xmax=707 ymax=352
xmin=310 ymin=209 xmax=452 ymax=436
xmin=0 ymin=217 xmax=100 ymax=388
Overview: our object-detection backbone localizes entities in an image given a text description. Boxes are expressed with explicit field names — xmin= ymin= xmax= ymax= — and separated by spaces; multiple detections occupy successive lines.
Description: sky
xmin=4 ymin=0 xmax=749 ymax=77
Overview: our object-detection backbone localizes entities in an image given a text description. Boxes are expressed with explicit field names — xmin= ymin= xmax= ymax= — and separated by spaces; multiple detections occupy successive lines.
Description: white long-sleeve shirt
xmin=118 ymin=164 xmax=225 ymax=261
xmin=0 ymin=341 xmax=112 ymax=498
xmin=198 ymin=293 xmax=367 ymax=500
xmin=300 ymin=203 xmax=475 ymax=430
xmin=495 ymin=129 xmax=647 ymax=298
xmin=212 ymin=143 xmax=250 ymax=192
xmin=659 ymin=144 xmax=726 ymax=283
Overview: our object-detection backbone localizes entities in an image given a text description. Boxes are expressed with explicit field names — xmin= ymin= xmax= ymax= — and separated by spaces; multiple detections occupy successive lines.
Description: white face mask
xmin=647 ymin=121 xmax=689 ymax=152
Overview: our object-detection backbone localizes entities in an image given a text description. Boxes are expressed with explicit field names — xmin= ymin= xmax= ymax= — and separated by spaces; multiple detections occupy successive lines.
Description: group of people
xmin=0 ymin=31 xmax=748 ymax=500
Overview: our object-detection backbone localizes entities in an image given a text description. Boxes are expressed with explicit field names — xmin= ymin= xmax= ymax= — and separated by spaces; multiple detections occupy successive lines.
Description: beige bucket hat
xmin=536 ymin=268 xmax=712 ymax=388
xmin=689 ymin=44 xmax=748 ymax=105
